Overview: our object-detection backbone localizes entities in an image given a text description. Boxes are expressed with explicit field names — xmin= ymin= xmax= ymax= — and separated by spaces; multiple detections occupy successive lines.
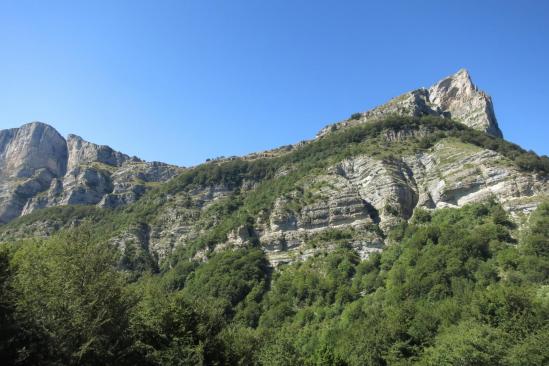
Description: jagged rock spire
xmin=428 ymin=69 xmax=502 ymax=137
xmin=66 ymin=133 xmax=136 ymax=172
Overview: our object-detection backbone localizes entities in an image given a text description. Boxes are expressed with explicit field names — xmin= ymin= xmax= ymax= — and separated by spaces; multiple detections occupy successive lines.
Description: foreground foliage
xmin=0 ymin=201 xmax=548 ymax=365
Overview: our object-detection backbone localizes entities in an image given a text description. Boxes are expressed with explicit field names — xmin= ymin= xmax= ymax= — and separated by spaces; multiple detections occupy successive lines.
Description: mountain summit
xmin=319 ymin=69 xmax=503 ymax=138
xmin=429 ymin=69 xmax=502 ymax=137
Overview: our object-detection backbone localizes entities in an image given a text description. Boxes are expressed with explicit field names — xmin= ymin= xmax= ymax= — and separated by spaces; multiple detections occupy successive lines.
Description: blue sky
xmin=0 ymin=0 xmax=547 ymax=166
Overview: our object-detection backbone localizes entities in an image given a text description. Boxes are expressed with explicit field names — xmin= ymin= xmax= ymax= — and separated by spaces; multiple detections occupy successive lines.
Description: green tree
xmin=11 ymin=229 xmax=135 ymax=365
xmin=0 ymin=247 xmax=20 ymax=364
xmin=419 ymin=321 xmax=510 ymax=366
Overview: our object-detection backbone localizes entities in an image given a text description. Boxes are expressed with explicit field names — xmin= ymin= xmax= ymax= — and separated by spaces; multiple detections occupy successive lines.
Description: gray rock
xmin=318 ymin=69 xmax=503 ymax=138
xmin=0 ymin=122 xmax=67 ymax=179
xmin=0 ymin=122 xmax=181 ymax=223
xmin=0 ymin=122 xmax=67 ymax=223
xmin=428 ymin=69 xmax=502 ymax=137
xmin=66 ymin=134 xmax=135 ymax=171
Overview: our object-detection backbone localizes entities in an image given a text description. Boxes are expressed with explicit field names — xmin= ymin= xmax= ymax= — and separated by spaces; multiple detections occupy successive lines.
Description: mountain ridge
xmin=0 ymin=69 xmax=511 ymax=182
xmin=0 ymin=70 xmax=547 ymax=268
xmin=0 ymin=121 xmax=181 ymax=224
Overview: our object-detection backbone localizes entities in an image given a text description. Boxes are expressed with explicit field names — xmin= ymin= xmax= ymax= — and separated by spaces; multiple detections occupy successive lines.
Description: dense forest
xmin=1 ymin=200 xmax=548 ymax=365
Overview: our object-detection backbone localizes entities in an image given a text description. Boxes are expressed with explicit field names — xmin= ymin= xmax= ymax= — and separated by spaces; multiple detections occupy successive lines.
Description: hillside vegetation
xmin=1 ymin=201 xmax=548 ymax=365
xmin=1 ymin=115 xmax=548 ymax=365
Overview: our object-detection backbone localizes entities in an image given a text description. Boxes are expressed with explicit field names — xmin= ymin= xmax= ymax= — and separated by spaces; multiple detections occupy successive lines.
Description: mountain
xmin=0 ymin=69 xmax=547 ymax=266
xmin=0 ymin=123 xmax=181 ymax=224
xmin=1 ymin=70 xmax=548 ymax=365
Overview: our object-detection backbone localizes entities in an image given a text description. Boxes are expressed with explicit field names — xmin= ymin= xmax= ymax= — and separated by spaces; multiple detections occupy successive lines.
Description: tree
xmin=419 ymin=321 xmax=510 ymax=366
xmin=0 ymin=247 xmax=20 ymax=364
xmin=11 ymin=229 xmax=136 ymax=365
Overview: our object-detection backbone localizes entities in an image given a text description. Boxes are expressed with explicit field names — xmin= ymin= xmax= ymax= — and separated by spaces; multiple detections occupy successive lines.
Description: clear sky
xmin=0 ymin=0 xmax=547 ymax=167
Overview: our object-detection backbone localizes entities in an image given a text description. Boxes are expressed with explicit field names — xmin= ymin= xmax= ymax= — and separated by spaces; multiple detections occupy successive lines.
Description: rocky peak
xmin=428 ymin=69 xmax=502 ymax=137
xmin=0 ymin=122 xmax=179 ymax=224
xmin=318 ymin=69 xmax=503 ymax=138
xmin=0 ymin=122 xmax=68 ymax=179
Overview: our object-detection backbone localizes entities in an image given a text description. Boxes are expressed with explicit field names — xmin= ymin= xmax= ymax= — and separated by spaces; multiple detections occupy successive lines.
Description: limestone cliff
xmin=0 ymin=122 xmax=181 ymax=223
xmin=254 ymin=139 xmax=546 ymax=265
xmin=0 ymin=122 xmax=68 ymax=223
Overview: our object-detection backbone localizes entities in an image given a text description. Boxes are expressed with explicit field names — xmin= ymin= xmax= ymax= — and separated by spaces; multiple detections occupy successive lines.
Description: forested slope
xmin=1 ymin=200 xmax=548 ymax=365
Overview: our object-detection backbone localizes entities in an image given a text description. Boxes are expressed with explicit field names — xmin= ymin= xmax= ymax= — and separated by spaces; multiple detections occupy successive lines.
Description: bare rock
xmin=428 ymin=69 xmax=502 ymax=137
xmin=0 ymin=122 xmax=181 ymax=223
xmin=318 ymin=69 xmax=503 ymax=138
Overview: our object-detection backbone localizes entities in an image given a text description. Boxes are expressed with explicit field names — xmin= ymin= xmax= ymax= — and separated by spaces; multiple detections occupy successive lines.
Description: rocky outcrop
xmin=0 ymin=122 xmax=67 ymax=179
xmin=0 ymin=122 xmax=181 ymax=223
xmin=66 ymin=134 xmax=135 ymax=171
xmin=247 ymin=138 xmax=547 ymax=265
xmin=0 ymin=122 xmax=68 ymax=223
xmin=318 ymin=69 xmax=503 ymax=138
xmin=404 ymin=140 xmax=547 ymax=213
xmin=428 ymin=69 xmax=502 ymax=137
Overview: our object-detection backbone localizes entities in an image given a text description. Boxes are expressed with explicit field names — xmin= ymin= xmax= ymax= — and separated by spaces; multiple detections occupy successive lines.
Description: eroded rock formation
xmin=0 ymin=122 xmax=181 ymax=223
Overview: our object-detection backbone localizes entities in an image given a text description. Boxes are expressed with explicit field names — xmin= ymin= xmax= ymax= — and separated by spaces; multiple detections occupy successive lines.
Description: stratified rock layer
xmin=249 ymin=139 xmax=546 ymax=264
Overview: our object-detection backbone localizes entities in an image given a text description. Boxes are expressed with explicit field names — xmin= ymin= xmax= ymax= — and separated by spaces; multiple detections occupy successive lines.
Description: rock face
xmin=318 ymin=69 xmax=503 ymax=138
xmin=142 ymin=138 xmax=546 ymax=267
xmin=249 ymin=139 xmax=547 ymax=265
xmin=0 ymin=122 xmax=68 ymax=223
xmin=0 ymin=122 xmax=181 ymax=223
xmin=66 ymin=134 xmax=133 ymax=171
xmin=0 ymin=122 xmax=67 ymax=179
